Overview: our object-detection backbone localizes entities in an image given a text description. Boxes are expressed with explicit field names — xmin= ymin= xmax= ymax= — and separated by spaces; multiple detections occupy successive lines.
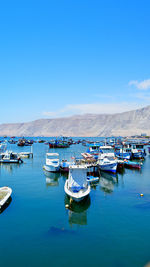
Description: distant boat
xmin=49 ymin=138 xmax=70 ymax=148
xmin=0 ymin=187 xmax=12 ymax=209
xmin=64 ymin=165 xmax=90 ymax=202
xmin=8 ymin=140 xmax=17 ymax=144
xmin=0 ymin=151 xmax=23 ymax=163
xmin=43 ymin=153 xmax=60 ymax=172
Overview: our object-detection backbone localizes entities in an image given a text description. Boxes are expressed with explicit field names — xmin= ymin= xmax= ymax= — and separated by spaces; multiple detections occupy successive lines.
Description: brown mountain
xmin=1 ymin=105 xmax=150 ymax=137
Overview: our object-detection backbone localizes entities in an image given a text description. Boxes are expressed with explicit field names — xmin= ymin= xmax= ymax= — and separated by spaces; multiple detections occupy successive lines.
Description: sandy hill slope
xmin=1 ymin=105 xmax=150 ymax=137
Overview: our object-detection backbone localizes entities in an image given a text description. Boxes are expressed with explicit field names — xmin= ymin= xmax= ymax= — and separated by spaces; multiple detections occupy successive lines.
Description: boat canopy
xmin=68 ymin=166 xmax=87 ymax=188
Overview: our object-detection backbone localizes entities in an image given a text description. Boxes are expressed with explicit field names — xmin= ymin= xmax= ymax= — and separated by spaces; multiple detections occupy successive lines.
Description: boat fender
xmin=65 ymin=204 xmax=69 ymax=209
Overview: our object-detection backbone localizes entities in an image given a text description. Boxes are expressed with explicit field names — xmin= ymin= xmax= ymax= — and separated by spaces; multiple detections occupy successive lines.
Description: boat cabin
xmin=46 ymin=153 xmax=59 ymax=165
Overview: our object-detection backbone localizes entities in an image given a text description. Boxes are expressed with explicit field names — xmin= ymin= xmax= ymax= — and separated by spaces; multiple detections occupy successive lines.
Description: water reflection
xmin=0 ymin=163 xmax=22 ymax=174
xmin=65 ymin=195 xmax=91 ymax=226
xmin=61 ymin=172 xmax=68 ymax=181
xmin=99 ymin=171 xmax=118 ymax=194
xmin=43 ymin=170 xmax=60 ymax=187
xmin=0 ymin=197 xmax=12 ymax=214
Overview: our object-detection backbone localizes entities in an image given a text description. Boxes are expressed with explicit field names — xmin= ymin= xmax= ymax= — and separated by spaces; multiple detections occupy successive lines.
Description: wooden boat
xmin=49 ymin=140 xmax=70 ymax=148
xmin=0 ymin=187 xmax=12 ymax=209
xmin=124 ymin=160 xmax=142 ymax=169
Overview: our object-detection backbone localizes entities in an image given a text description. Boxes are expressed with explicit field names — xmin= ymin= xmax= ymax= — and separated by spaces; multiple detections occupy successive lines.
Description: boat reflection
xmin=0 ymin=163 xmax=22 ymax=174
xmin=99 ymin=171 xmax=118 ymax=194
xmin=43 ymin=170 xmax=60 ymax=187
xmin=65 ymin=195 xmax=91 ymax=226
xmin=0 ymin=196 xmax=12 ymax=214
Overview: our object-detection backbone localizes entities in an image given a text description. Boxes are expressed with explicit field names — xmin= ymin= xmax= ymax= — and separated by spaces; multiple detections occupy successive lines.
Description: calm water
xmin=0 ymin=138 xmax=150 ymax=267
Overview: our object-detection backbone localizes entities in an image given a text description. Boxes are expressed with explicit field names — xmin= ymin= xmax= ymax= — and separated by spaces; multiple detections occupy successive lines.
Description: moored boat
xmin=0 ymin=151 xmax=23 ymax=163
xmin=124 ymin=160 xmax=142 ymax=169
xmin=64 ymin=165 xmax=90 ymax=202
xmin=60 ymin=160 xmax=71 ymax=172
xmin=43 ymin=153 xmax=60 ymax=172
xmin=0 ymin=187 xmax=12 ymax=209
xmin=97 ymin=155 xmax=117 ymax=173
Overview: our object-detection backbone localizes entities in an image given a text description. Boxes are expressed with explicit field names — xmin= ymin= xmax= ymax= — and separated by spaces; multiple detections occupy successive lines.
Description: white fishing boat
xmin=98 ymin=154 xmax=117 ymax=173
xmin=0 ymin=151 xmax=23 ymax=163
xmin=0 ymin=187 xmax=12 ymax=208
xmin=64 ymin=165 xmax=90 ymax=202
xmin=43 ymin=153 xmax=60 ymax=172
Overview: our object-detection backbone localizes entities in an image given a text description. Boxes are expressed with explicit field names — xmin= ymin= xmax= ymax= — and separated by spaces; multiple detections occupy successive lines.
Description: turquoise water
xmin=0 ymin=139 xmax=150 ymax=267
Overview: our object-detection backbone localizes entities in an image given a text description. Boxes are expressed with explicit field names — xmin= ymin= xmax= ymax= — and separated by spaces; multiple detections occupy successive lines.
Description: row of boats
xmin=43 ymin=140 xmax=148 ymax=202
xmin=0 ymin=137 xmax=148 ymax=210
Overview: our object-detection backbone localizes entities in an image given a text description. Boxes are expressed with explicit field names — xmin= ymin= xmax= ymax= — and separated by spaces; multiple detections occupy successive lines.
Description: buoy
xmin=65 ymin=204 xmax=69 ymax=209
xmin=140 ymin=193 xmax=144 ymax=197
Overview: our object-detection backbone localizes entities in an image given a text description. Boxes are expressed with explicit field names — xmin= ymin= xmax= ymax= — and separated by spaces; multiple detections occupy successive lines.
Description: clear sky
xmin=0 ymin=0 xmax=150 ymax=123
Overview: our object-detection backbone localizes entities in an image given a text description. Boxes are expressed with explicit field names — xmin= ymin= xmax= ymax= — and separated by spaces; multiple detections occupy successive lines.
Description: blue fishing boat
xmin=124 ymin=160 xmax=142 ymax=169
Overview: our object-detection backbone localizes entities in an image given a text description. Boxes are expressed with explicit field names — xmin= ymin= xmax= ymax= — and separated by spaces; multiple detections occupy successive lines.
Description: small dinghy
xmin=60 ymin=160 xmax=71 ymax=172
xmin=124 ymin=160 xmax=142 ymax=170
xmin=0 ymin=187 xmax=12 ymax=209
xmin=87 ymin=176 xmax=99 ymax=183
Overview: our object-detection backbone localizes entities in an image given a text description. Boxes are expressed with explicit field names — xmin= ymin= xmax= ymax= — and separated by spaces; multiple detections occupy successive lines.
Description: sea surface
xmin=0 ymin=137 xmax=150 ymax=267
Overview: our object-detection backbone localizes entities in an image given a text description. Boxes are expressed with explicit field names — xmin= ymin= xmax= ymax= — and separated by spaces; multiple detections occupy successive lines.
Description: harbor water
xmin=0 ymin=138 xmax=150 ymax=267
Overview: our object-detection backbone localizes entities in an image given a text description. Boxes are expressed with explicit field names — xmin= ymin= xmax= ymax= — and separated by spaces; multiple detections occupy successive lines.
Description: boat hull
xmin=0 ymin=159 xmax=23 ymax=163
xmin=43 ymin=164 xmax=60 ymax=172
xmin=124 ymin=161 xmax=141 ymax=169
xmin=0 ymin=187 xmax=12 ymax=208
xmin=64 ymin=180 xmax=90 ymax=202
xmin=99 ymin=163 xmax=117 ymax=173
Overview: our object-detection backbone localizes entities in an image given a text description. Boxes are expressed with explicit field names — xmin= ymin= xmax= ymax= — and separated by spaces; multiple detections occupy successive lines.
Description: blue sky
xmin=0 ymin=0 xmax=150 ymax=123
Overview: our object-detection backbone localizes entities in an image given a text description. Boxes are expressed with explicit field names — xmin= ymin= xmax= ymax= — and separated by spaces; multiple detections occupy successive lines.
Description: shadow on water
xmin=43 ymin=170 xmax=61 ymax=187
xmin=64 ymin=195 xmax=91 ymax=226
xmin=0 ymin=196 xmax=12 ymax=214
xmin=99 ymin=171 xmax=118 ymax=194
xmin=134 ymin=200 xmax=150 ymax=210
xmin=61 ymin=171 xmax=69 ymax=181
xmin=47 ymin=226 xmax=76 ymax=237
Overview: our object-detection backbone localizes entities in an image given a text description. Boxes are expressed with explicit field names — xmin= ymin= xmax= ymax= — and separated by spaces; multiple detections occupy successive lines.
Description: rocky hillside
xmin=1 ymin=105 xmax=150 ymax=137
